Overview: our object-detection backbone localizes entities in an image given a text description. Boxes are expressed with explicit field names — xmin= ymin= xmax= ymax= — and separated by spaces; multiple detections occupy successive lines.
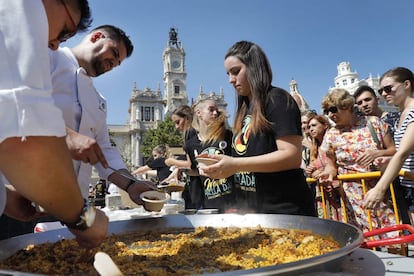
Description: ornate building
xmin=163 ymin=28 xmax=188 ymax=117
xmin=128 ymin=82 xmax=164 ymax=167
xmin=193 ymin=86 xmax=227 ymax=111
xmin=108 ymin=28 xmax=228 ymax=168
xmin=330 ymin=61 xmax=397 ymax=112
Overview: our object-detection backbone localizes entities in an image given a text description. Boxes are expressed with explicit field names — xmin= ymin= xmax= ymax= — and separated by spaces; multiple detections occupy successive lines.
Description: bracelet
xmin=125 ymin=179 xmax=135 ymax=191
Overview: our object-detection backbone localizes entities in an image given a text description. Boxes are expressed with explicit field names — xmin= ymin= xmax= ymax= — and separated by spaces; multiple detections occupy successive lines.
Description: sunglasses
xmin=323 ymin=106 xmax=338 ymax=115
xmin=377 ymin=82 xmax=405 ymax=95
xmin=58 ymin=0 xmax=77 ymax=42
xmin=377 ymin=85 xmax=393 ymax=95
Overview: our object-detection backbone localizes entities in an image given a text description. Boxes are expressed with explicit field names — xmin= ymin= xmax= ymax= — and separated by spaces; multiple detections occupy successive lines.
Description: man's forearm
xmin=0 ymin=136 xmax=85 ymax=224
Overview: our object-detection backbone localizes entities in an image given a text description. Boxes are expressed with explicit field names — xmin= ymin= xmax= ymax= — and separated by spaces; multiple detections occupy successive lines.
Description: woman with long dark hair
xmin=200 ymin=41 xmax=315 ymax=216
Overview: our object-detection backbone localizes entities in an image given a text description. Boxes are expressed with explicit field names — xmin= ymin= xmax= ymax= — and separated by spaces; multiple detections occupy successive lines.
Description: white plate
xmin=196 ymin=157 xmax=218 ymax=166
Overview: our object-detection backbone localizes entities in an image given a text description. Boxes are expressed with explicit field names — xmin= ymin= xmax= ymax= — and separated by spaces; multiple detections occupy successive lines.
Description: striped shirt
xmin=394 ymin=108 xmax=414 ymax=187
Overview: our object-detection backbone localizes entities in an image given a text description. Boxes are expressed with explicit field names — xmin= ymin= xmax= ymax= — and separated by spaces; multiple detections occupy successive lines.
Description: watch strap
xmin=62 ymin=199 xmax=96 ymax=231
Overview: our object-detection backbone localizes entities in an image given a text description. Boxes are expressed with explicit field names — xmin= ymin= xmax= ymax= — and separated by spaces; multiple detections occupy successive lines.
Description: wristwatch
xmin=62 ymin=199 xmax=96 ymax=231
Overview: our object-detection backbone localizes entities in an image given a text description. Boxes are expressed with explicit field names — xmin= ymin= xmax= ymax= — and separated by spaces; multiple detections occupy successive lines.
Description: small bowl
xmin=140 ymin=191 xmax=170 ymax=212
xmin=196 ymin=157 xmax=218 ymax=167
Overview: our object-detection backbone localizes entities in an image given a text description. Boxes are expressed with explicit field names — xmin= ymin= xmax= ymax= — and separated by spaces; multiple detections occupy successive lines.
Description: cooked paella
xmin=0 ymin=226 xmax=340 ymax=275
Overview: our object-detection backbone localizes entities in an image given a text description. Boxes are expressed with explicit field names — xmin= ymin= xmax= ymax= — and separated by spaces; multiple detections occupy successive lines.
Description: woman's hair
xmin=225 ymin=41 xmax=272 ymax=134
xmin=172 ymin=105 xmax=193 ymax=138
xmin=309 ymin=115 xmax=331 ymax=162
xmin=380 ymin=67 xmax=414 ymax=93
xmin=204 ymin=110 xmax=228 ymax=145
xmin=301 ymin=109 xmax=317 ymax=118
xmin=191 ymin=99 xmax=214 ymax=131
xmin=192 ymin=99 xmax=228 ymax=145
xmin=321 ymin=88 xmax=354 ymax=111
xmin=153 ymin=144 xmax=168 ymax=156
xmin=172 ymin=105 xmax=193 ymax=124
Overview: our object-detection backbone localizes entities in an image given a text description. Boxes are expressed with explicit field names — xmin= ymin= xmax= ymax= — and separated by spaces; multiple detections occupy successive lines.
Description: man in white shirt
xmin=50 ymin=25 xmax=153 ymax=202
xmin=0 ymin=0 xmax=108 ymax=249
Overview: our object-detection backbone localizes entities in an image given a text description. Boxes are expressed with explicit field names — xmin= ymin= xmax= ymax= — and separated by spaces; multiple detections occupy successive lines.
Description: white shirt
xmin=50 ymin=48 xmax=125 ymax=198
xmin=0 ymin=0 xmax=66 ymax=214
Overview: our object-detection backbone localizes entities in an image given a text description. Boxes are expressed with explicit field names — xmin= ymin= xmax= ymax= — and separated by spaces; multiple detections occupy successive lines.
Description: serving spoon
xmin=109 ymin=166 xmax=181 ymax=193
xmin=108 ymin=166 xmax=161 ymax=191
xmin=94 ymin=251 xmax=123 ymax=276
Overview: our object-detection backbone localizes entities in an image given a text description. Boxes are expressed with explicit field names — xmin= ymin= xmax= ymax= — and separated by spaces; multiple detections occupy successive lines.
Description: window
xmin=342 ymin=79 xmax=347 ymax=86
xmin=144 ymin=107 xmax=151 ymax=121
xmin=174 ymin=85 xmax=180 ymax=95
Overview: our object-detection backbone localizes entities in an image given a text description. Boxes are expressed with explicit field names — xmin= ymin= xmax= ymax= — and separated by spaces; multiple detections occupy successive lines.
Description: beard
xmin=92 ymin=59 xmax=105 ymax=77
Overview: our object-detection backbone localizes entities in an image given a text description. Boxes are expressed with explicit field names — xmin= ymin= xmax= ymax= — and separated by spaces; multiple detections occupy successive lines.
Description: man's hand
xmin=4 ymin=185 xmax=47 ymax=221
xmin=68 ymin=208 xmax=108 ymax=249
xmin=65 ymin=127 xmax=108 ymax=167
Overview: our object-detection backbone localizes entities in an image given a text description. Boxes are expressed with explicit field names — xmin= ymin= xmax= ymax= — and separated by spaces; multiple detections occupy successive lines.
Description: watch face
xmin=172 ymin=60 xmax=181 ymax=69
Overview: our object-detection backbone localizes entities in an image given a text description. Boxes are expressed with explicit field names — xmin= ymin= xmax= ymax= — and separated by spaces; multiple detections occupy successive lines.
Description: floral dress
xmin=321 ymin=115 xmax=397 ymax=235
xmin=310 ymin=151 xmax=343 ymax=221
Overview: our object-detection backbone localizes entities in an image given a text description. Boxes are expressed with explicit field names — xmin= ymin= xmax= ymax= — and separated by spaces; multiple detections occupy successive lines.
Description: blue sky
xmin=64 ymin=0 xmax=414 ymax=125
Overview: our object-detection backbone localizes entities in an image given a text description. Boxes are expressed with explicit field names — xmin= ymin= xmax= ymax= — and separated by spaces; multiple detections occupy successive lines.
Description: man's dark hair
xmin=75 ymin=0 xmax=93 ymax=32
xmin=91 ymin=25 xmax=134 ymax=57
xmin=354 ymin=85 xmax=376 ymax=99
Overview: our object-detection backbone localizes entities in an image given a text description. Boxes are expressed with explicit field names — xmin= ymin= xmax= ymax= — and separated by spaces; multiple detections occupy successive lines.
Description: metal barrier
xmin=308 ymin=170 xmax=414 ymax=255
xmin=307 ymin=169 xmax=414 ymax=226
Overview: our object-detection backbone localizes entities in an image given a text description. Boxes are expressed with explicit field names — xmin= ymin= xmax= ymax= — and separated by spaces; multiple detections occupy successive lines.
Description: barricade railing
xmin=307 ymin=169 xmax=414 ymax=255
xmin=307 ymin=169 xmax=414 ymax=226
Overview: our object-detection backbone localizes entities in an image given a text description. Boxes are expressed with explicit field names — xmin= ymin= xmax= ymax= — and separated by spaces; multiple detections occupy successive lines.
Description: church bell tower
xmin=162 ymin=28 xmax=188 ymax=117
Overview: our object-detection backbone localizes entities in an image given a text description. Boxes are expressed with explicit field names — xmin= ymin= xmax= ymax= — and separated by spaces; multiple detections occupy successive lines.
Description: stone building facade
xmin=108 ymin=28 xmax=228 ymax=168
xmin=330 ymin=61 xmax=397 ymax=112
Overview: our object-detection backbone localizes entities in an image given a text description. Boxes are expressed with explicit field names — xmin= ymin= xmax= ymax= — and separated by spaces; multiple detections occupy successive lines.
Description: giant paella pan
xmin=0 ymin=213 xmax=372 ymax=275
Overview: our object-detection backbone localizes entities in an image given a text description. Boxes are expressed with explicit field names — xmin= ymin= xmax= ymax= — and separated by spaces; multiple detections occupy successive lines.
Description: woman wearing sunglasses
xmin=364 ymin=67 xmax=414 ymax=224
xmin=316 ymin=88 xmax=397 ymax=235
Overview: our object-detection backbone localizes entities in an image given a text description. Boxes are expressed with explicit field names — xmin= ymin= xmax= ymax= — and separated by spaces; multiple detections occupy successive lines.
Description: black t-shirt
xmin=147 ymin=157 xmax=171 ymax=182
xmin=183 ymin=129 xmax=205 ymax=208
xmin=184 ymin=129 xmax=235 ymax=212
xmin=231 ymin=86 xmax=316 ymax=216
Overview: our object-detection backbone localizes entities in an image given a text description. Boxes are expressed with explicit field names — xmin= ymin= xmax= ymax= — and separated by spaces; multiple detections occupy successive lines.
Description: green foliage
xmin=141 ymin=118 xmax=183 ymax=158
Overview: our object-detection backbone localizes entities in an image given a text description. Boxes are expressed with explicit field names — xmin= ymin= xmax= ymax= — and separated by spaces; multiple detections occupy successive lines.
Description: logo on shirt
xmin=233 ymin=115 xmax=251 ymax=155
xmin=235 ymin=171 xmax=256 ymax=191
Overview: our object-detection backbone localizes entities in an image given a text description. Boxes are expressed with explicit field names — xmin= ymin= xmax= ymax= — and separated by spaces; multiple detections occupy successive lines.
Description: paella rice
xmin=0 ymin=226 xmax=340 ymax=275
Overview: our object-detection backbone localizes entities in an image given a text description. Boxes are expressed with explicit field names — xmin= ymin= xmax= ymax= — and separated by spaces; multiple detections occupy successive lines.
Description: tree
xmin=141 ymin=118 xmax=183 ymax=158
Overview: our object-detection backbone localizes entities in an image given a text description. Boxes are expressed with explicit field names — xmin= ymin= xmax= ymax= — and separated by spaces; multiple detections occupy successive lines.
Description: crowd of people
xmin=299 ymin=69 xmax=414 ymax=237
xmin=1 ymin=1 xmax=414 ymax=254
